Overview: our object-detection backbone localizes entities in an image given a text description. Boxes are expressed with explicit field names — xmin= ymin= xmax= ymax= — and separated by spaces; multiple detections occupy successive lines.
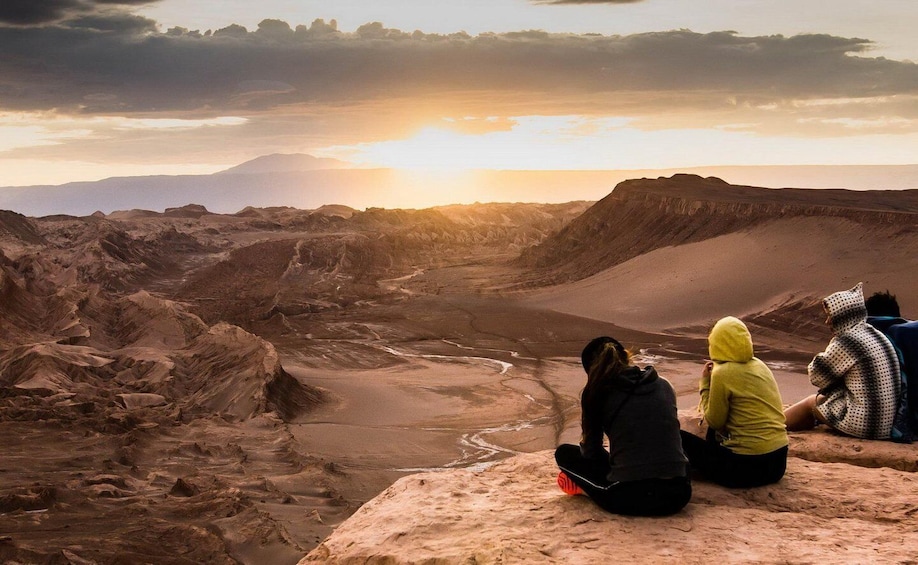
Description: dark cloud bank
xmin=0 ymin=10 xmax=916 ymax=121
xmin=0 ymin=0 xmax=158 ymax=26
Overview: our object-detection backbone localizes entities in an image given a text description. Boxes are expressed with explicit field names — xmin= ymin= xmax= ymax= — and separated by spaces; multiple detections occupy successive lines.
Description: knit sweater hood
xmin=824 ymin=282 xmax=868 ymax=335
xmin=708 ymin=316 xmax=754 ymax=363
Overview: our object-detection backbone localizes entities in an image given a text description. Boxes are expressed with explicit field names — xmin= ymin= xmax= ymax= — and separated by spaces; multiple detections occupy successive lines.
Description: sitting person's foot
xmin=557 ymin=471 xmax=585 ymax=496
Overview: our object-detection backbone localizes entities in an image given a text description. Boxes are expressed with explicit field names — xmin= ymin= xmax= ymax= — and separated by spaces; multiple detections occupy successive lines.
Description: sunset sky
xmin=1 ymin=0 xmax=917 ymax=189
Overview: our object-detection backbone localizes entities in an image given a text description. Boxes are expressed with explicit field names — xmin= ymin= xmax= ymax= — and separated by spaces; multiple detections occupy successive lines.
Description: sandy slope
xmin=524 ymin=215 xmax=918 ymax=336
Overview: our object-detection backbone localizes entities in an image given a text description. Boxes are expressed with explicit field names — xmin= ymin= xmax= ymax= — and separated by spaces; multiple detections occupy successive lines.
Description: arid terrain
xmin=2 ymin=175 xmax=918 ymax=563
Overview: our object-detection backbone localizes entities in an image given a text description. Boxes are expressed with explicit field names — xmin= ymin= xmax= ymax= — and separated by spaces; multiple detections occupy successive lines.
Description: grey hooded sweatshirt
xmin=580 ymin=365 xmax=689 ymax=483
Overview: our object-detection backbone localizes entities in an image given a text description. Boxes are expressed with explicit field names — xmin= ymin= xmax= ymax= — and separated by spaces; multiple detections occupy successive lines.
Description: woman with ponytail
xmin=554 ymin=336 xmax=691 ymax=516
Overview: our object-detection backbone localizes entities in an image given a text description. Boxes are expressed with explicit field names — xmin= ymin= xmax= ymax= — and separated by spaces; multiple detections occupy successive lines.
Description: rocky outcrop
xmin=0 ymin=210 xmax=45 ymax=245
xmin=172 ymin=322 xmax=323 ymax=421
xmin=302 ymin=430 xmax=918 ymax=564
xmin=164 ymin=203 xmax=210 ymax=218
xmin=0 ymin=286 xmax=323 ymax=426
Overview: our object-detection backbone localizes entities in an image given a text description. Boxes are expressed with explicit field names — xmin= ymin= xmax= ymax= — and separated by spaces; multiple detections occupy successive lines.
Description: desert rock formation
xmin=522 ymin=175 xmax=918 ymax=346
xmin=0 ymin=199 xmax=589 ymax=563
xmin=521 ymin=174 xmax=918 ymax=285
xmin=2 ymin=177 xmax=917 ymax=563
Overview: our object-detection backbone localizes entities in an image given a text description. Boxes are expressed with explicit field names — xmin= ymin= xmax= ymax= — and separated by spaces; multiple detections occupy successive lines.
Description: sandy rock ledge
xmin=301 ymin=431 xmax=918 ymax=564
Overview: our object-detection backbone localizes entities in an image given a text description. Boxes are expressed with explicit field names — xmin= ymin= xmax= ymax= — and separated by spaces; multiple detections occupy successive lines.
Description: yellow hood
xmin=708 ymin=316 xmax=754 ymax=363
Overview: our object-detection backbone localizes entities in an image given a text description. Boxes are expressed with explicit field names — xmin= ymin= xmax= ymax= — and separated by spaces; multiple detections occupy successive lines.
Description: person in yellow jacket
xmin=680 ymin=316 xmax=789 ymax=487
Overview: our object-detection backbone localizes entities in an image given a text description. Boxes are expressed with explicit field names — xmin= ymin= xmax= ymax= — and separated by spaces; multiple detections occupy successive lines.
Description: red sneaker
xmin=557 ymin=471 xmax=585 ymax=496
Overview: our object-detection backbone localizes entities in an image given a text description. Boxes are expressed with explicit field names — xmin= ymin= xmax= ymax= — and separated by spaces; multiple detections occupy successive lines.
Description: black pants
xmin=679 ymin=429 xmax=787 ymax=488
xmin=554 ymin=444 xmax=691 ymax=516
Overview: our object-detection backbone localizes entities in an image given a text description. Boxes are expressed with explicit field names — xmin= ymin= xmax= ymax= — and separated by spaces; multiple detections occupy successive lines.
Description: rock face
xmin=0 ymin=289 xmax=321 ymax=425
xmin=302 ymin=430 xmax=918 ymax=564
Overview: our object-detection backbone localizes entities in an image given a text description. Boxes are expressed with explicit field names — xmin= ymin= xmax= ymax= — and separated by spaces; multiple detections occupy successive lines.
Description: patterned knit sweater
xmin=810 ymin=283 xmax=901 ymax=440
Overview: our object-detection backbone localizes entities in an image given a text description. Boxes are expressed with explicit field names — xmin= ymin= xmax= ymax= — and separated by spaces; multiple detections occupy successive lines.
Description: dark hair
xmin=580 ymin=337 xmax=632 ymax=442
xmin=581 ymin=336 xmax=626 ymax=371
xmin=865 ymin=290 xmax=900 ymax=318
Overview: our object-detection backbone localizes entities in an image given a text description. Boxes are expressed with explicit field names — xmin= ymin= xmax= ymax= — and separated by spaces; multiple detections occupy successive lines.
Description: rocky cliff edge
xmin=301 ymin=423 xmax=918 ymax=564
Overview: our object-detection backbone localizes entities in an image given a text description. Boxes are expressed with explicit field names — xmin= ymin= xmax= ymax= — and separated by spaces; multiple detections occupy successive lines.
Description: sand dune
xmin=525 ymin=214 xmax=918 ymax=338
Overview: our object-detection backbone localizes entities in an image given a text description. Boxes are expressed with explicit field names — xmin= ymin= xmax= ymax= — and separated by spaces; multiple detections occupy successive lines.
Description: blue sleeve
xmin=889 ymin=322 xmax=918 ymax=377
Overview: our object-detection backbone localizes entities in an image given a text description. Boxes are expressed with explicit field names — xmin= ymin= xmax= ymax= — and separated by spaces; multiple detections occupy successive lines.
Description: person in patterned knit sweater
xmin=785 ymin=282 xmax=901 ymax=439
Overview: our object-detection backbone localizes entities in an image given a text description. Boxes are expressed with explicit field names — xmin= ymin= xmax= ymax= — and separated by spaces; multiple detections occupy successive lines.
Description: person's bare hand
xmin=701 ymin=360 xmax=714 ymax=379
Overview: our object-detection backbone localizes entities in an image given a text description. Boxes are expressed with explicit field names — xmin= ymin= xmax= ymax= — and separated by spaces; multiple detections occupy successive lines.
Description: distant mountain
xmin=0 ymin=167 xmax=606 ymax=217
xmin=1 ymin=160 xmax=917 ymax=218
xmin=0 ymin=169 xmax=396 ymax=218
xmin=216 ymin=153 xmax=350 ymax=175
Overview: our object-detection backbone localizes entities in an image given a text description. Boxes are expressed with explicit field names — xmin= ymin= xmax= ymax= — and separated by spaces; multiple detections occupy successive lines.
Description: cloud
xmin=0 ymin=0 xmax=160 ymax=26
xmin=66 ymin=12 xmax=157 ymax=33
xmin=2 ymin=20 xmax=915 ymax=120
xmin=1 ymin=17 xmax=917 ymax=172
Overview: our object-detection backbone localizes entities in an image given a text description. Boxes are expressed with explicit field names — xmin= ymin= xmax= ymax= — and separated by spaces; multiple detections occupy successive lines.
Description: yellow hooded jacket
xmin=701 ymin=317 xmax=789 ymax=455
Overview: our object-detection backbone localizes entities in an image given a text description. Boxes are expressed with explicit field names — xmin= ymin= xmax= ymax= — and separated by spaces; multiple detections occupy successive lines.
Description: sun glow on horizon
xmin=321 ymin=115 xmax=918 ymax=174
xmin=328 ymin=127 xmax=510 ymax=172
xmin=323 ymin=117 xmax=640 ymax=172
